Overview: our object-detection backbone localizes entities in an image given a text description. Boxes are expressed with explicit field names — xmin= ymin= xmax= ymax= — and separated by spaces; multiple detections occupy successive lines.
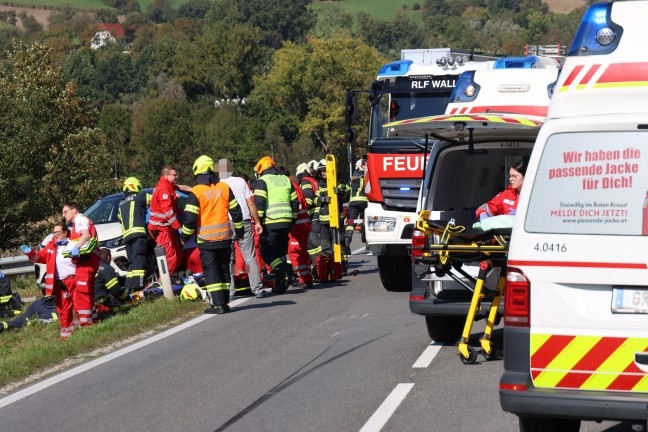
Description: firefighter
xmin=94 ymin=248 xmax=130 ymax=312
xmin=315 ymin=160 xmax=333 ymax=255
xmin=279 ymin=166 xmax=313 ymax=288
xmin=118 ymin=177 xmax=151 ymax=292
xmin=147 ymin=165 xmax=184 ymax=275
xmin=180 ymin=155 xmax=244 ymax=314
xmin=343 ymin=158 xmax=368 ymax=254
xmin=62 ymin=202 xmax=100 ymax=331
xmin=297 ymin=162 xmax=321 ymax=263
xmin=253 ymin=156 xmax=299 ymax=294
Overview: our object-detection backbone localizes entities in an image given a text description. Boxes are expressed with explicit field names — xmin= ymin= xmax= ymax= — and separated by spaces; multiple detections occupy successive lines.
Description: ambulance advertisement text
xmin=525 ymin=132 xmax=648 ymax=235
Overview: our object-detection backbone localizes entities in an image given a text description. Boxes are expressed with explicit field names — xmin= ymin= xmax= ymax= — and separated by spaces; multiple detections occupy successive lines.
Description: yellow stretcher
xmin=415 ymin=210 xmax=510 ymax=364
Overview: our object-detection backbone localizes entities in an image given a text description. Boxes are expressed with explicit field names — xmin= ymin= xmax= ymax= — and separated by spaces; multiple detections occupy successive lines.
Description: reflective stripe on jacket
xmin=290 ymin=177 xmax=311 ymax=233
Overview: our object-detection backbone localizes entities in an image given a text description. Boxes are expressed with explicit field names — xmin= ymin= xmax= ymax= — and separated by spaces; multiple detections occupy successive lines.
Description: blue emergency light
xmin=493 ymin=56 xmax=540 ymax=69
xmin=378 ymin=60 xmax=413 ymax=76
xmin=400 ymin=187 xmax=411 ymax=192
xmin=568 ymin=2 xmax=623 ymax=56
xmin=449 ymin=71 xmax=480 ymax=103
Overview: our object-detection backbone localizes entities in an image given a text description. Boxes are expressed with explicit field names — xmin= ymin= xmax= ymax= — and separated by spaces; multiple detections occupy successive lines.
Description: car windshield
xmin=84 ymin=195 xmax=121 ymax=224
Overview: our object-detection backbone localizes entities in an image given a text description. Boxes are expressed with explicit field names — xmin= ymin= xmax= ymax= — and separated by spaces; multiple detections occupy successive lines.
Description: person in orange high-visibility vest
xmin=180 ymin=155 xmax=244 ymax=315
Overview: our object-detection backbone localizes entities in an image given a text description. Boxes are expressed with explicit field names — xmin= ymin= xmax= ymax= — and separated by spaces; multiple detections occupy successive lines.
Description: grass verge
xmin=0 ymin=286 xmax=206 ymax=395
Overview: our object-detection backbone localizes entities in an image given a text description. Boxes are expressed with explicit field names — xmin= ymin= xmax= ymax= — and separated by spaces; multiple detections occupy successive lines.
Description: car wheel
xmin=377 ymin=255 xmax=411 ymax=292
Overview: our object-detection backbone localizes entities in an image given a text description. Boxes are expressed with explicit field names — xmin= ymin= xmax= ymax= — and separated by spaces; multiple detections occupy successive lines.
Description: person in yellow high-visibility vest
xmin=180 ymin=155 xmax=244 ymax=315
xmin=253 ymin=156 xmax=299 ymax=294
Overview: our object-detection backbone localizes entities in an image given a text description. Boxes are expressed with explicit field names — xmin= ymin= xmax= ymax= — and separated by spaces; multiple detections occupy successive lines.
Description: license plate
xmin=612 ymin=287 xmax=648 ymax=314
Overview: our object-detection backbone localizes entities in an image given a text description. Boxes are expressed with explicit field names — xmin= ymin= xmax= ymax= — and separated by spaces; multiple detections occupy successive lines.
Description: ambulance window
xmin=525 ymin=131 xmax=648 ymax=235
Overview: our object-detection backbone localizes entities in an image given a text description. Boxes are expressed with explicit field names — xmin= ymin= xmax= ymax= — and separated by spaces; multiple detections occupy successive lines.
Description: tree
xmin=0 ymin=41 xmax=107 ymax=248
xmin=130 ymin=95 xmax=194 ymax=185
xmin=311 ymin=3 xmax=353 ymax=38
xmin=247 ymin=34 xmax=387 ymax=164
xmin=231 ymin=0 xmax=316 ymax=48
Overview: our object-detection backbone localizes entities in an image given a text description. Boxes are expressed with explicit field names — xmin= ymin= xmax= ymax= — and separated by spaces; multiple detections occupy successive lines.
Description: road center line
xmin=351 ymin=246 xmax=368 ymax=255
xmin=0 ymin=297 xmax=251 ymax=409
xmin=359 ymin=383 xmax=415 ymax=432
xmin=412 ymin=342 xmax=444 ymax=368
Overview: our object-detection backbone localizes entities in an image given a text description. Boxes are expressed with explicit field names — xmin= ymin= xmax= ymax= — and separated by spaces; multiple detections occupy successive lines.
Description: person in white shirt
xmin=218 ymin=159 xmax=266 ymax=298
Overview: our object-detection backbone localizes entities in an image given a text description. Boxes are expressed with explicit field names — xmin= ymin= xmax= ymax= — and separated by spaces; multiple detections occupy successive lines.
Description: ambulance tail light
xmin=504 ymin=267 xmax=530 ymax=327
xmin=568 ymin=2 xmax=623 ymax=57
xmin=450 ymin=71 xmax=480 ymax=103
xmin=411 ymin=229 xmax=425 ymax=261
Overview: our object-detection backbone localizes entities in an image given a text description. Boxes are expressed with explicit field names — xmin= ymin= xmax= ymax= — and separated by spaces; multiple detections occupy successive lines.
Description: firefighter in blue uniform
xmin=254 ymin=156 xmax=299 ymax=294
xmin=343 ymin=158 xmax=368 ymax=254
xmin=118 ymin=177 xmax=151 ymax=292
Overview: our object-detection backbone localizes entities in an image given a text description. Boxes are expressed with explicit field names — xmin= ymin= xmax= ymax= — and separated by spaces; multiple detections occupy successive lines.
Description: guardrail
xmin=0 ymin=255 xmax=35 ymax=276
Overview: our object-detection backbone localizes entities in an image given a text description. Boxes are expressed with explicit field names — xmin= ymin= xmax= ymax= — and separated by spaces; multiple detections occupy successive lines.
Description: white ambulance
xmin=500 ymin=2 xmax=648 ymax=430
xmin=384 ymin=55 xmax=560 ymax=343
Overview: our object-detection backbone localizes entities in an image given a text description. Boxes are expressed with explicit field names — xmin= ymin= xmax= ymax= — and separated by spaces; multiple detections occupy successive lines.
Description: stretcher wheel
xmin=460 ymin=346 xmax=477 ymax=364
xmin=483 ymin=345 xmax=503 ymax=361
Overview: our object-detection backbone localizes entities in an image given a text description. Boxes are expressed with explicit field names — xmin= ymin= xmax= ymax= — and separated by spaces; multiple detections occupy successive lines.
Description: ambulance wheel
xmin=483 ymin=344 xmax=503 ymax=361
xmin=519 ymin=416 xmax=581 ymax=432
xmin=460 ymin=346 xmax=477 ymax=364
xmin=377 ymin=255 xmax=411 ymax=292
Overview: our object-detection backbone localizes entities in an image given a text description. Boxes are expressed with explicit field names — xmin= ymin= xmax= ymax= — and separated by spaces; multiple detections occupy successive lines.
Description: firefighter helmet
xmin=192 ymin=155 xmax=214 ymax=176
xmin=255 ymin=156 xmax=275 ymax=175
xmin=295 ymin=163 xmax=309 ymax=177
xmin=317 ymin=158 xmax=327 ymax=171
xmin=123 ymin=177 xmax=142 ymax=192
xmin=180 ymin=283 xmax=202 ymax=301
xmin=355 ymin=158 xmax=367 ymax=170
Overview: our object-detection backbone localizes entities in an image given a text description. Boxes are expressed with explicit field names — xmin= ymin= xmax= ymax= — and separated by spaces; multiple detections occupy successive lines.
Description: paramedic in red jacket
xmin=147 ymin=165 xmax=185 ymax=275
xmin=26 ymin=221 xmax=77 ymax=339
xmin=62 ymin=202 xmax=101 ymax=329
xmin=476 ymin=159 xmax=527 ymax=221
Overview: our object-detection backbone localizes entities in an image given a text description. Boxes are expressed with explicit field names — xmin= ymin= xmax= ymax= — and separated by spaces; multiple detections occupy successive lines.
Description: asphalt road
xmin=0 ymin=242 xmax=637 ymax=432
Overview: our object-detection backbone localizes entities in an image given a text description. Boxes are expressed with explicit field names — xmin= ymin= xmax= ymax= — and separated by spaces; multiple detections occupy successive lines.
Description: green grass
xmin=1 ymin=0 xmax=190 ymax=10
xmin=0 ymin=293 xmax=206 ymax=392
xmin=0 ymin=0 xmax=111 ymax=9
xmin=311 ymin=0 xmax=423 ymax=22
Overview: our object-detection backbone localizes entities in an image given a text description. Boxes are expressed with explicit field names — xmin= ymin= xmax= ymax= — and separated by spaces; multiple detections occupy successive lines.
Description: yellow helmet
xmin=192 ymin=155 xmax=214 ymax=175
xmin=180 ymin=283 xmax=202 ymax=301
xmin=295 ymin=163 xmax=309 ymax=177
xmin=123 ymin=177 xmax=142 ymax=192
xmin=255 ymin=156 xmax=275 ymax=175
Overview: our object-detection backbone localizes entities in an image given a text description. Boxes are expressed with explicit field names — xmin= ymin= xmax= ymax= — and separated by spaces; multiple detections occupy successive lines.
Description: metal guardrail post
xmin=154 ymin=246 xmax=175 ymax=299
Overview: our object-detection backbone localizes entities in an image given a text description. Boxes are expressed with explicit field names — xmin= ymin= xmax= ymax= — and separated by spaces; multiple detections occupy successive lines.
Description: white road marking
xmin=359 ymin=383 xmax=415 ymax=432
xmin=412 ymin=342 xmax=444 ymax=368
xmin=0 ymin=297 xmax=251 ymax=409
xmin=351 ymin=247 xmax=368 ymax=255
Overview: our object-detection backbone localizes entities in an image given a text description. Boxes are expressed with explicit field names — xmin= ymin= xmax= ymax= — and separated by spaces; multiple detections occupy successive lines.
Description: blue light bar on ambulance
xmin=378 ymin=60 xmax=413 ymax=76
xmin=400 ymin=187 xmax=411 ymax=192
xmin=567 ymin=2 xmax=623 ymax=56
xmin=493 ymin=56 xmax=540 ymax=69
xmin=450 ymin=71 xmax=480 ymax=103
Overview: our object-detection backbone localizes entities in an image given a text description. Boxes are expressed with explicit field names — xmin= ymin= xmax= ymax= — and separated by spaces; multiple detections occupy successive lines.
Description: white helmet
xmin=355 ymin=158 xmax=367 ymax=170
xmin=307 ymin=160 xmax=319 ymax=174
xmin=296 ymin=163 xmax=309 ymax=177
